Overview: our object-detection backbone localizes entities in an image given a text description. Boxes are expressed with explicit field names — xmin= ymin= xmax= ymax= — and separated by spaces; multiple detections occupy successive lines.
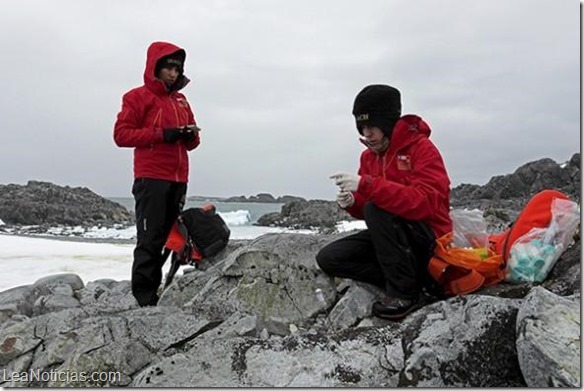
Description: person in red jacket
xmin=317 ymin=84 xmax=452 ymax=320
xmin=114 ymin=41 xmax=201 ymax=306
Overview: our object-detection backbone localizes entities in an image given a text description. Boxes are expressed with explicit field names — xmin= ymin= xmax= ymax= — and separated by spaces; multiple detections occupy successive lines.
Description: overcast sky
xmin=0 ymin=0 xmax=579 ymax=200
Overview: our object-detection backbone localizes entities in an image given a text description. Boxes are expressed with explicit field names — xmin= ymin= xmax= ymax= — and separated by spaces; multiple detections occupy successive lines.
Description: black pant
xmin=316 ymin=202 xmax=435 ymax=300
xmin=132 ymin=178 xmax=187 ymax=306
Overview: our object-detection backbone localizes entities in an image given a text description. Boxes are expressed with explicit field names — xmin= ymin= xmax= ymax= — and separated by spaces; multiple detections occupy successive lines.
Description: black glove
xmin=181 ymin=129 xmax=196 ymax=142
xmin=182 ymin=125 xmax=200 ymax=142
xmin=163 ymin=128 xmax=183 ymax=143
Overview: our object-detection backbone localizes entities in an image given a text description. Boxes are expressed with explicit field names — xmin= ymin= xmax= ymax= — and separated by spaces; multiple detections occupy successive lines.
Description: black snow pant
xmin=132 ymin=178 xmax=187 ymax=306
xmin=316 ymin=202 xmax=436 ymax=300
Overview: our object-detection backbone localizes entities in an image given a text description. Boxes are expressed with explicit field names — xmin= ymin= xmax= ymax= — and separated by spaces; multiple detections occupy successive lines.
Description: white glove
xmin=336 ymin=190 xmax=355 ymax=208
xmin=330 ymin=172 xmax=361 ymax=192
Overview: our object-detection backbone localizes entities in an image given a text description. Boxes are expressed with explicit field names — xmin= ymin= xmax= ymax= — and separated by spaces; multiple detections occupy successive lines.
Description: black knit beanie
xmin=155 ymin=50 xmax=185 ymax=77
xmin=352 ymin=84 xmax=402 ymax=136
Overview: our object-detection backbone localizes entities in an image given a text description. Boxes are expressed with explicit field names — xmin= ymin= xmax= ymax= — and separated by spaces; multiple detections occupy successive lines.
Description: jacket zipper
xmin=169 ymin=95 xmax=182 ymax=182
xmin=150 ymin=109 xmax=163 ymax=149
xmin=377 ymin=149 xmax=396 ymax=180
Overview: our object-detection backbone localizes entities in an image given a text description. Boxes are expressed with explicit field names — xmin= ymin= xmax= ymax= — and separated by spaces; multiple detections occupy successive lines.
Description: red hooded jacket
xmin=345 ymin=115 xmax=452 ymax=237
xmin=114 ymin=42 xmax=200 ymax=182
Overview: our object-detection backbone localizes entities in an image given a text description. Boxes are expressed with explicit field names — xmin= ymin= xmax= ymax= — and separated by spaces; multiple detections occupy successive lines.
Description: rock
xmin=401 ymin=295 xmax=525 ymax=387
xmin=451 ymin=154 xmax=580 ymax=205
xmin=256 ymin=200 xmax=355 ymax=231
xmin=0 ymin=274 xmax=86 ymax=323
xmin=28 ymin=274 xmax=84 ymax=316
xmin=0 ymin=152 xmax=581 ymax=387
xmin=223 ymin=195 xmax=249 ymax=202
xmin=0 ymin=285 xmax=34 ymax=324
xmin=0 ymin=304 xmax=222 ymax=387
xmin=249 ymin=193 xmax=277 ymax=203
xmin=450 ymin=153 xmax=580 ymax=232
xmin=516 ymin=287 xmax=580 ymax=387
xmin=0 ymin=211 xmax=579 ymax=387
xmin=0 ymin=318 xmax=41 ymax=367
xmin=76 ymin=279 xmax=139 ymax=314
xmin=327 ymin=281 xmax=380 ymax=331
xmin=32 ymin=290 xmax=80 ymax=317
xmin=542 ymin=241 xmax=581 ymax=296
xmin=161 ymin=233 xmax=336 ymax=336
xmin=276 ymin=195 xmax=307 ymax=203
xmin=131 ymin=324 xmax=407 ymax=387
xmin=223 ymin=193 xmax=305 ymax=204
xmin=32 ymin=273 xmax=85 ymax=295
xmin=0 ymin=181 xmax=133 ymax=226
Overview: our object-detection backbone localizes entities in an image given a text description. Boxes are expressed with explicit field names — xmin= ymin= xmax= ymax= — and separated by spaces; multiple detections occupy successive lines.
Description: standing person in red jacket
xmin=114 ymin=41 xmax=201 ymax=306
xmin=317 ymin=84 xmax=452 ymax=320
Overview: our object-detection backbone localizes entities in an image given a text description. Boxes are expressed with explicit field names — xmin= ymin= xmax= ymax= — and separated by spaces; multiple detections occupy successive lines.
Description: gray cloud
xmin=0 ymin=0 xmax=578 ymax=200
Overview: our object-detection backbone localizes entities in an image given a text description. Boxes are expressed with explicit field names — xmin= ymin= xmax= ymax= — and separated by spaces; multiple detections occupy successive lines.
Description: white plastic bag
xmin=450 ymin=209 xmax=488 ymax=249
xmin=506 ymin=198 xmax=580 ymax=283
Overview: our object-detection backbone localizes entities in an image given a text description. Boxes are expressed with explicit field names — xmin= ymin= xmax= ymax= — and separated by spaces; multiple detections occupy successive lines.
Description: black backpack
xmin=180 ymin=205 xmax=231 ymax=258
xmin=163 ymin=204 xmax=230 ymax=288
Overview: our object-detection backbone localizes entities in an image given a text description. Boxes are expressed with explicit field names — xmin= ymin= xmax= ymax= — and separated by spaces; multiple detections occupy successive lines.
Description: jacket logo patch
xmin=397 ymin=155 xmax=411 ymax=171
xmin=176 ymin=98 xmax=189 ymax=108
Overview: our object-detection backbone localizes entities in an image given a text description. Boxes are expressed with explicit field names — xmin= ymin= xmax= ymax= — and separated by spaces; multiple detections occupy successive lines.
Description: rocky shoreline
xmin=0 ymin=154 xmax=580 ymax=387
xmin=0 ymin=181 xmax=133 ymax=227
xmin=0 ymin=232 xmax=579 ymax=387
xmin=224 ymin=193 xmax=306 ymax=203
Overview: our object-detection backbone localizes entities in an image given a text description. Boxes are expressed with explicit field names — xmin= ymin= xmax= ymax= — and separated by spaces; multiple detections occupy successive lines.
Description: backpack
xmin=163 ymin=204 xmax=231 ymax=288
xmin=428 ymin=189 xmax=572 ymax=297
xmin=488 ymin=189 xmax=570 ymax=263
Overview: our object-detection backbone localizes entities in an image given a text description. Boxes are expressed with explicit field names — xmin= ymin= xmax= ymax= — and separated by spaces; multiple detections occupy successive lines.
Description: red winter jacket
xmin=114 ymin=42 xmax=200 ymax=183
xmin=345 ymin=115 xmax=452 ymax=237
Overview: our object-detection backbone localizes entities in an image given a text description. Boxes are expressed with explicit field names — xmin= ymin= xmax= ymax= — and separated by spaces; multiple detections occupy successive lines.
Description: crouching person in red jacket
xmin=317 ymin=84 xmax=452 ymax=320
xmin=114 ymin=41 xmax=201 ymax=306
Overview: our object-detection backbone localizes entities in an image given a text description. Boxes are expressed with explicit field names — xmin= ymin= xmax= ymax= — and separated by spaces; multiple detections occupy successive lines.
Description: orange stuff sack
xmin=428 ymin=232 xmax=505 ymax=296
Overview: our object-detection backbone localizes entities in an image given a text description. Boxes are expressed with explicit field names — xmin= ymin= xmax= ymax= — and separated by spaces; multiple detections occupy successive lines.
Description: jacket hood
xmin=144 ymin=41 xmax=189 ymax=94
xmin=387 ymin=114 xmax=431 ymax=152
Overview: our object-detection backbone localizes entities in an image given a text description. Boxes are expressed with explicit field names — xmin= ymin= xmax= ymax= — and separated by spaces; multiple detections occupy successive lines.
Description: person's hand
xmin=181 ymin=124 xmax=200 ymax=142
xmin=336 ymin=190 xmax=355 ymax=208
xmin=330 ymin=173 xmax=361 ymax=192
xmin=163 ymin=128 xmax=183 ymax=143
xmin=181 ymin=129 xmax=196 ymax=142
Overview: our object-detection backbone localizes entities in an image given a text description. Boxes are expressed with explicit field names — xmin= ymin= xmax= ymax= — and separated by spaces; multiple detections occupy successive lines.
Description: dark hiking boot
xmin=372 ymin=295 xmax=423 ymax=320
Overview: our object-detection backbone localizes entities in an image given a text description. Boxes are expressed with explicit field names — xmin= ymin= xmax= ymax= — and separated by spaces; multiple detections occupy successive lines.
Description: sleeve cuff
xmin=358 ymin=174 xmax=374 ymax=198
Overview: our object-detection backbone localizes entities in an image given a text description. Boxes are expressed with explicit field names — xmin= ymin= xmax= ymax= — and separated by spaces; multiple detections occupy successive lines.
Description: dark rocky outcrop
xmin=225 ymin=194 xmax=306 ymax=204
xmin=0 ymin=234 xmax=579 ymax=387
xmin=451 ymin=153 xmax=580 ymax=231
xmin=0 ymin=181 xmax=133 ymax=227
xmin=452 ymin=153 xmax=580 ymax=205
xmin=256 ymin=200 xmax=354 ymax=232
xmin=276 ymin=195 xmax=307 ymax=203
